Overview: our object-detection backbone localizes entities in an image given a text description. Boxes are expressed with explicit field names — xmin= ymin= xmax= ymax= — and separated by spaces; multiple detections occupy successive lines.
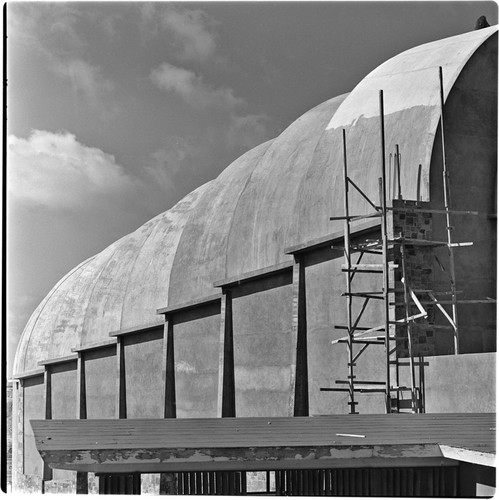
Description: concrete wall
xmin=11 ymin=30 xmax=497 ymax=493
xmin=232 ymin=273 xmax=294 ymax=417
xmin=23 ymin=376 xmax=44 ymax=477
xmin=174 ymin=304 xmax=220 ymax=418
xmin=424 ymin=352 xmax=495 ymax=413
xmin=85 ymin=346 xmax=116 ymax=418
xmin=50 ymin=361 xmax=78 ymax=482
xmin=305 ymin=234 xmax=387 ymax=416
xmin=51 ymin=361 xmax=77 ymax=419
xmin=124 ymin=328 xmax=164 ymax=418
xmin=429 ymin=33 xmax=497 ymax=355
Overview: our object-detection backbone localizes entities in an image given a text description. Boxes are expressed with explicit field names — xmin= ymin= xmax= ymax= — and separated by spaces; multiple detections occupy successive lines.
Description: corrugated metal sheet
xmin=273 ymin=466 xmax=457 ymax=496
xmin=32 ymin=413 xmax=494 ymax=453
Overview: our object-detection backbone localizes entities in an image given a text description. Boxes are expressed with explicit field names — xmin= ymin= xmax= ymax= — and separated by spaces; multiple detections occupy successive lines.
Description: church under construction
xmin=11 ymin=24 xmax=497 ymax=496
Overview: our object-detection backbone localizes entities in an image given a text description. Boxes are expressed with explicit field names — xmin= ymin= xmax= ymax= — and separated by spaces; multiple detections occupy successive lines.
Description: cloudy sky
xmin=6 ymin=1 xmax=497 ymax=375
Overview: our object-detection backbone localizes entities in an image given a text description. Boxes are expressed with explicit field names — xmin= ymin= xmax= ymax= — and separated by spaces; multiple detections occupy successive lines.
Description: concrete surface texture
xmin=11 ymin=25 xmax=498 ymax=494
xmin=13 ymin=27 xmax=497 ymax=376
xmin=424 ymin=352 xmax=496 ymax=413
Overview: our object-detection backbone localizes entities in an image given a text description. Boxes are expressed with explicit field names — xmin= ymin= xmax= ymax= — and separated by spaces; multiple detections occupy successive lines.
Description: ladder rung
xmin=331 ymin=246 xmax=383 ymax=256
xmin=390 ymin=361 xmax=429 ymax=366
xmin=342 ymin=292 xmax=385 ymax=300
xmin=338 ymin=339 xmax=384 ymax=345
xmin=320 ymin=388 xmax=351 ymax=392
xmin=342 ymin=263 xmax=397 ymax=269
xmin=335 ymin=380 xmax=385 ymax=385
xmin=342 ymin=268 xmax=383 ymax=274
xmin=335 ymin=325 xmax=385 ymax=331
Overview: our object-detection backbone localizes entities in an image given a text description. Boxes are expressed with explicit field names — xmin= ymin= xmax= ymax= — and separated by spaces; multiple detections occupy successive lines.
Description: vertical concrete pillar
xmin=163 ymin=318 xmax=176 ymax=418
xmin=11 ymin=380 xmax=22 ymax=492
xmin=217 ymin=289 xmax=235 ymax=417
xmin=76 ymin=353 xmax=86 ymax=419
xmin=116 ymin=338 xmax=126 ymax=419
xmin=76 ymin=353 xmax=88 ymax=494
xmin=160 ymin=318 xmax=177 ymax=494
xmin=42 ymin=368 xmax=53 ymax=489
xmin=292 ymin=255 xmax=309 ymax=416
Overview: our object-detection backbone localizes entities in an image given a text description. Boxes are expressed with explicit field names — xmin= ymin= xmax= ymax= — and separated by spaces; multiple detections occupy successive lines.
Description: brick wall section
xmin=391 ymin=200 xmax=436 ymax=357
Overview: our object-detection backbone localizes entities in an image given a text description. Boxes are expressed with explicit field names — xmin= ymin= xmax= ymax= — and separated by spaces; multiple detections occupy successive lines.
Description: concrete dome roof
xmin=14 ymin=26 xmax=497 ymax=375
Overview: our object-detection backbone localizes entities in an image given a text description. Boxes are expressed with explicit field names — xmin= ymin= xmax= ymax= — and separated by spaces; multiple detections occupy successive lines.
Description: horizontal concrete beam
xmin=37 ymin=444 xmax=455 ymax=474
xmin=284 ymin=221 xmax=380 ymax=255
xmin=109 ymin=320 xmax=165 ymax=338
xmin=71 ymin=338 xmax=117 ymax=353
xmin=12 ymin=367 xmax=45 ymax=380
xmin=439 ymin=445 xmax=496 ymax=468
xmin=38 ymin=354 xmax=79 ymax=366
xmin=214 ymin=261 xmax=293 ymax=288
xmin=157 ymin=293 xmax=222 ymax=316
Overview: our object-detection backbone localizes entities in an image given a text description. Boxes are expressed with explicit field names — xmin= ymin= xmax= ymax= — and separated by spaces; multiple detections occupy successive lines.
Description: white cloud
xmin=8 ymin=130 xmax=138 ymax=210
xmin=150 ymin=63 xmax=243 ymax=109
xmin=160 ymin=7 xmax=217 ymax=62
xmin=140 ymin=5 xmax=217 ymax=62
xmin=8 ymin=3 xmax=114 ymax=103
xmin=53 ymin=59 xmax=114 ymax=102
xmin=8 ymin=2 xmax=84 ymax=56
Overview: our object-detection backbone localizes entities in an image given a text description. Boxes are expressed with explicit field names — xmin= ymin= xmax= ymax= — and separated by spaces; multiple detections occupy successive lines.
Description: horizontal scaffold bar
xmin=337 ymin=339 xmax=384 ymax=345
xmin=330 ymin=213 xmax=382 ymax=222
xmin=342 ymin=292 xmax=384 ymax=300
xmin=382 ymin=206 xmax=481 ymax=216
xmin=335 ymin=380 xmax=385 ymax=385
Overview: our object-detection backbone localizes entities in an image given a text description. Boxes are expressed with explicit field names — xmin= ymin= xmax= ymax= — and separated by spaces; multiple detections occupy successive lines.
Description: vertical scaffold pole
xmin=379 ymin=90 xmax=391 ymax=413
xmin=341 ymin=128 xmax=357 ymax=414
xmin=400 ymin=241 xmax=417 ymax=411
xmin=396 ymin=144 xmax=402 ymax=200
xmin=439 ymin=66 xmax=459 ymax=354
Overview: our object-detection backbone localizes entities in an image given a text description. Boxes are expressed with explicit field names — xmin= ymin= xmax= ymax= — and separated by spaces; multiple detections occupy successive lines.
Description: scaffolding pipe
xmin=439 ymin=66 xmax=459 ymax=354
xmin=400 ymin=242 xmax=417 ymax=411
xmin=379 ymin=90 xmax=391 ymax=413
xmin=341 ymin=128 xmax=357 ymax=414
xmin=396 ymin=144 xmax=402 ymax=200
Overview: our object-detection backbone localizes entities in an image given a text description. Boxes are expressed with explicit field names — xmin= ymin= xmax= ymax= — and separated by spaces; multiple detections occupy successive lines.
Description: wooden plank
xmin=29 ymin=412 xmax=495 ymax=470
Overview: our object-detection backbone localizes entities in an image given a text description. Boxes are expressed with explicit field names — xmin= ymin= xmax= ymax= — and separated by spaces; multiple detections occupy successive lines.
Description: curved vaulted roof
xmin=14 ymin=26 xmax=497 ymax=375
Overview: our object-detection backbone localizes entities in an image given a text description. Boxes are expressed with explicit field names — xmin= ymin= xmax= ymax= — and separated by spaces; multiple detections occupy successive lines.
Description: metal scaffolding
xmin=321 ymin=68 xmax=495 ymax=414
